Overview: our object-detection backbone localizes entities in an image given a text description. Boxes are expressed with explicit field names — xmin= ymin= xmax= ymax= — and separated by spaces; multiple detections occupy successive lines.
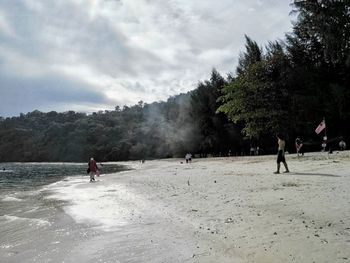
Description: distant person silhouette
xmin=274 ymin=134 xmax=289 ymax=174
xmin=88 ymin=157 xmax=98 ymax=182
xmin=295 ymin=136 xmax=304 ymax=156
xmin=339 ymin=140 xmax=346 ymax=151
xmin=185 ymin=153 xmax=192 ymax=163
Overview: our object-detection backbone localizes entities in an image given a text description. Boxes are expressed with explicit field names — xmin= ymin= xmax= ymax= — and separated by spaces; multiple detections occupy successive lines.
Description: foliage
xmin=218 ymin=40 xmax=290 ymax=138
xmin=219 ymin=0 xmax=350 ymax=148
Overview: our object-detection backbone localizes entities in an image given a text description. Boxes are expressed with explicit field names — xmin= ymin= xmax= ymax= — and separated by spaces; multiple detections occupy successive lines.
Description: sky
xmin=0 ymin=0 xmax=294 ymax=117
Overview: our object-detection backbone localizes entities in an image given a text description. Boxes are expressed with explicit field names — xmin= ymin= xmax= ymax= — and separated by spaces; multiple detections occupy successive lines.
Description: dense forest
xmin=1 ymin=0 xmax=349 ymax=162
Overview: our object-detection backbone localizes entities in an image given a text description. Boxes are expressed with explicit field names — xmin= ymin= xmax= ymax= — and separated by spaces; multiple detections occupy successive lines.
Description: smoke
xmin=142 ymin=93 xmax=199 ymax=158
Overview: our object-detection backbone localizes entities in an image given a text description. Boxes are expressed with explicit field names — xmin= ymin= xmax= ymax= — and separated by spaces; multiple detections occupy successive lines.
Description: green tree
xmin=218 ymin=39 xmax=290 ymax=139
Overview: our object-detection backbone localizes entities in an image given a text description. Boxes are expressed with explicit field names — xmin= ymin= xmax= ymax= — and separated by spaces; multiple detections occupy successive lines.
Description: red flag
xmin=315 ymin=120 xmax=326 ymax=134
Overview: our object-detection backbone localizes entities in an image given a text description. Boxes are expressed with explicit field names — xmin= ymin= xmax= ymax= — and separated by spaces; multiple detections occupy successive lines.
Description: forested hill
xmin=1 ymin=0 xmax=349 ymax=162
xmin=0 ymin=89 xmax=244 ymax=162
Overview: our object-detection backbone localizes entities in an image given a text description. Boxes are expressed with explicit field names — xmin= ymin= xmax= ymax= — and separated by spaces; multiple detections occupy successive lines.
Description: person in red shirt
xmin=88 ymin=157 xmax=98 ymax=182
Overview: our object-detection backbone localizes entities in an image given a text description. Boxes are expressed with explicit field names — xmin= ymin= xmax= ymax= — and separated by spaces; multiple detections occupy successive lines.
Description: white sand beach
xmin=47 ymin=151 xmax=350 ymax=263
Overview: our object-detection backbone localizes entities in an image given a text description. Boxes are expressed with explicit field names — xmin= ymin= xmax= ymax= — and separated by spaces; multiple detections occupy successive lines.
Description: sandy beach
xmin=46 ymin=151 xmax=350 ymax=263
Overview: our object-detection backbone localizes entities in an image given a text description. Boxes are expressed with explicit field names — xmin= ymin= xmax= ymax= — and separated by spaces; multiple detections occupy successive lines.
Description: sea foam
xmin=46 ymin=176 xmax=143 ymax=231
xmin=2 ymin=196 xmax=22 ymax=202
xmin=1 ymin=215 xmax=51 ymax=226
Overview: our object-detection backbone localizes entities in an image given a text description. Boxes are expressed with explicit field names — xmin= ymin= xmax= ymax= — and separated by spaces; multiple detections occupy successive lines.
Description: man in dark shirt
xmin=295 ymin=137 xmax=304 ymax=157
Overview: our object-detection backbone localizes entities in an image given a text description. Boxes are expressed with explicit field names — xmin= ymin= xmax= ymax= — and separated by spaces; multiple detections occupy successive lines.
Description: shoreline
xmin=44 ymin=151 xmax=350 ymax=262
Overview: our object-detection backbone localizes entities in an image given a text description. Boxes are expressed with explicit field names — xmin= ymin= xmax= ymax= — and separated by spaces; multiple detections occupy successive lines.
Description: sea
xmin=0 ymin=162 xmax=128 ymax=263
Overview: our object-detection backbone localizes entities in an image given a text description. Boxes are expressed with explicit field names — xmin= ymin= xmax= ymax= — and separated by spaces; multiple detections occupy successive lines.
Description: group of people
xmin=182 ymin=136 xmax=291 ymax=174
xmin=296 ymin=136 xmax=347 ymax=153
xmin=275 ymin=135 xmax=347 ymax=174
xmin=250 ymin=146 xmax=260 ymax=156
xmin=86 ymin=135 xmax=346 ymax=181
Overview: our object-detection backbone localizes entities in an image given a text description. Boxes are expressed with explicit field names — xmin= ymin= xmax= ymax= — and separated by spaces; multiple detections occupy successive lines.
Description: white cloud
xmin=0 ymin=10 xmax=16 ymax=38
xmin=0 ymin=0 xmax=293 ymax=116
xmin=0 ymin=46 xmax=46 ymax=77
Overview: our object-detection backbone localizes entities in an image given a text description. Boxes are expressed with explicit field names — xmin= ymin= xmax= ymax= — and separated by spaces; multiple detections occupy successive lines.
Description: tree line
xmin=0 ymin=0 xmax=349 ymax=162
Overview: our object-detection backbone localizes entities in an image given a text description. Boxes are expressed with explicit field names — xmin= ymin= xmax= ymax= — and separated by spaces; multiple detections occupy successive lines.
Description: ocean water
xmin=0 ymin=162 xmax=128 ymax=263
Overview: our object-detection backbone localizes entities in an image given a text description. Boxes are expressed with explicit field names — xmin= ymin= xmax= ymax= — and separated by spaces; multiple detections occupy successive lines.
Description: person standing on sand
xmin=295 ymin=136 xmax=304 ymax=156
xmin=185 ymin=153 xmax=193 ymax=163
xmin=274 ymin=134 xmax=289 ymax=174
xmin=88 ymin=157 xmax=98 ymax=182
xmin=339 ymin=140 xmax=346 ymax=151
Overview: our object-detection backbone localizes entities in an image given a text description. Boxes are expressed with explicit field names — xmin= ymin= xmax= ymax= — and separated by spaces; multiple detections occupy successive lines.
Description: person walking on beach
xmin=339 ymin=140 xmax=346 ymax=151
xmin=185 ymin=153 xmax=192 ymax=163
xmin=295 ymin=136 xmax=304 ymax=156
xmin=88 ymin=157 xmax=98 ymax=182
xmin=274 ymin=134 xmax=289 ymax=174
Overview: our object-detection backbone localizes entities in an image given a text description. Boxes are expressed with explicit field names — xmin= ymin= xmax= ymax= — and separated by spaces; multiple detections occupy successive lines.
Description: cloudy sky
xmin=0 ymin=0 xmax=294 ymax=117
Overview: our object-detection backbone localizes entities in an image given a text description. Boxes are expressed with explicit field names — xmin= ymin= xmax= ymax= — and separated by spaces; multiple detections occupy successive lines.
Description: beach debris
xmin=214 ymin=180 xmax=217 ymax=183
xmin=282 ymin=182 xmax=299 ymax=187
xmin=187 ymin=179 xmax=190 ymax=186
xmin=224 ymin=198 xmax=234 ymax=204
xmin=273 ymin=232 xmax=277 ymax=235
xmin=225 ymin=218 xmax=234 ymax=223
